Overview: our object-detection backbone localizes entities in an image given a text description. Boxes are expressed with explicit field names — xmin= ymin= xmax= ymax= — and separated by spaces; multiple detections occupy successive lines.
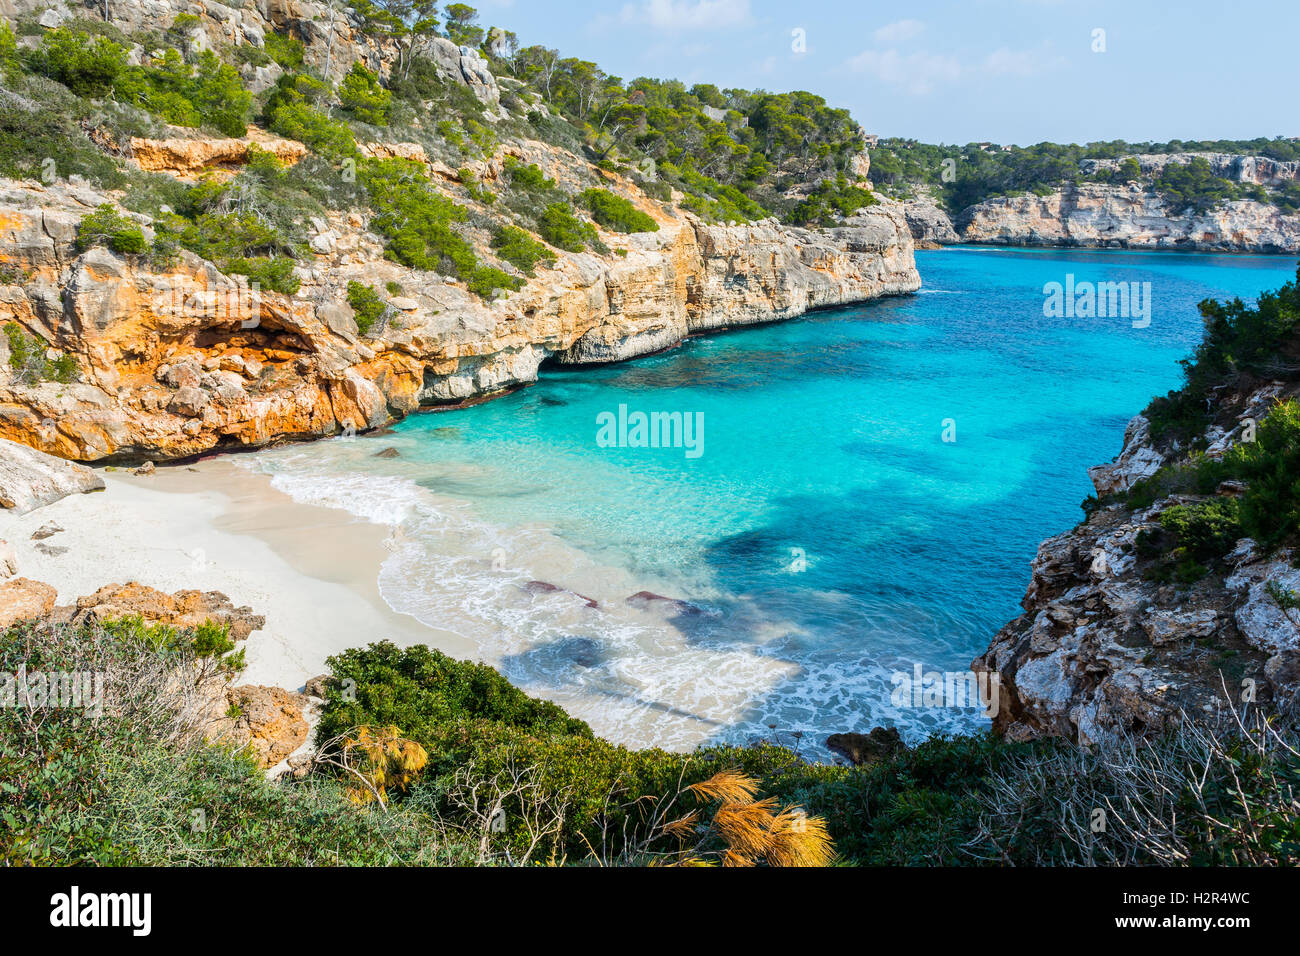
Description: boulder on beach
xmin=0 ymin=577 xmax=57 ymax=628
xmin=0 ymin=438 xmax=105 ymax=514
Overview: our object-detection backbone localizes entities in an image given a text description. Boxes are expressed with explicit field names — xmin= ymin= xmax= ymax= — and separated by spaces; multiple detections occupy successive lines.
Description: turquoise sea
xmin=244 ymin=247 xmax=1297 ymax=755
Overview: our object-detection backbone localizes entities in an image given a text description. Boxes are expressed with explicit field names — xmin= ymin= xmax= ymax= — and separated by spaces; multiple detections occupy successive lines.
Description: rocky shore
xmin=973 ymin=382 xmax=1300 ymax=743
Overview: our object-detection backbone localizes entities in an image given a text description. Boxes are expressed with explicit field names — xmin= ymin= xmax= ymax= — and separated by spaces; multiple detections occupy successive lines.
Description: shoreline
xmin=0 ymin=458 xmax=477 ymax=692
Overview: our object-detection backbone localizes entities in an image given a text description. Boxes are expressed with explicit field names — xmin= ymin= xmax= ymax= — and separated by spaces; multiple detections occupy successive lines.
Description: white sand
xmin=0 ymin=458 xmax=476 ymax=692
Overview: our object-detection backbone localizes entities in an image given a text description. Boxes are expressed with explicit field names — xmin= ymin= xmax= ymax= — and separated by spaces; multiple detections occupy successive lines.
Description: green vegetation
xmin=338 ymin=62 xmax=393 ymax=126
xmin=3 ymin=615 xmax=1296 ymax=866
xmin=346 ymin=281 xmax=389 ymax=336
xmin=576 ymin=188 xmax=658 ymax=233
xmin=537 ymin=202 xmax=599 ymax=252
xmin=264 ymin=73 xmax=359 ymax=161
xmin=4 ymin=322 xmax=78 ymax=385
xmin=26 ymin=26 xmax=252 ymax=136
xmin=491 ymin=224 xmax=555 ymax=275
xmin=75 ymin=204 xmax=148 ymax=255
xmin=1145 ymin=266 xmax=1300 ymax=441
xmin=790 ymin=175 xmax=877 ymax=226
xmin=361 ymin=157 xmax=520 ymax=297
xmin=868 ymin=137 xmax=1299 ymax=215
xmin=1139 ymin=498 xmax=1243 ymax=583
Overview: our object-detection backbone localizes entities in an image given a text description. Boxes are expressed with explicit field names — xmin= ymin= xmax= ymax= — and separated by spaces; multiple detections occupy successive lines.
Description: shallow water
xmin=242 ymin=247 xmax=1297 ymax=756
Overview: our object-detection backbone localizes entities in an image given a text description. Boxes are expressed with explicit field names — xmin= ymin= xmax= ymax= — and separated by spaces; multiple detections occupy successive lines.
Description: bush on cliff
xmin=75 ymin=203 xmax=148 ymax=256
xmin=346 ymin=281 xmax=389 ymax=336
xmin=338 ymin=62 xmax=393 ymax=127
xmin=25 ymin=26 xmax=127 ymax=97
xmin=4 ymin=322 xmax=78 ymax=385
xmin=1222 ymin=398 xmax=1300 ymax=548
xmin=490 ymin=224 xmax=555 ymax=276
xmin=1146 ymin=265 xmax=1300 ymax=442
xmin=577 ymin=188 xmax=659 ymax=234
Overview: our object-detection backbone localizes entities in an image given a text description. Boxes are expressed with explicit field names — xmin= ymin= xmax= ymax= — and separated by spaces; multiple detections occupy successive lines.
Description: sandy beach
xmin=0 ymin=457 xmax=477 ymax=693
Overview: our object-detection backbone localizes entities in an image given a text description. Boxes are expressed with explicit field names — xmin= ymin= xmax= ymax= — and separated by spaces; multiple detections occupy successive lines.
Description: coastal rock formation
xmin=0 ymin=162 xmax=918 ymax=462
xmin=901 ymin=198 xmax=959 ymax=247
xmin=73 ymin=582 xmax=266 ymax=640
xmin=959 ymin=182 xmax=1300 ymax=253
xmin=975 ymin=385 xmax=1300 ymax=743
xmin=0 ymin=576 xmax=56 ymax=627
xmin=210 ymin=684 xmax=311 ymax=769
xmin=0 ymin=438 xmax=105 ymax=513
xmin=129 ymin=133 xmax=309 ymax=179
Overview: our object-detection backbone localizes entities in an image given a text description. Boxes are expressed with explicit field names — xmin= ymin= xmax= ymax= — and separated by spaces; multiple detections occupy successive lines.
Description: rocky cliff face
xmin=959 ymin=183 xmax=1300 ymax=254
xmin=3 ymin=0 xmax=505 ymax=107
xmin=974 ymin=384 xmax=1300 ymax=744
xmin=0 ymin=153 xmax=918 ymax=461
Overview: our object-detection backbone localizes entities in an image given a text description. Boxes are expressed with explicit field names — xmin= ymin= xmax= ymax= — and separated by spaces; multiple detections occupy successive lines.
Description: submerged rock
xmin=625 ymin=590 xmax=703 ymax=616
xmin=826 ymin=727 xmax=906 ymax=766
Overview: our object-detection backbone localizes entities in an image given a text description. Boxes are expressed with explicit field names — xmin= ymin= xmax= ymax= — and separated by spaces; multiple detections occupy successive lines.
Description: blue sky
xmin=472 ymin=0 xmax=1298 ymax=145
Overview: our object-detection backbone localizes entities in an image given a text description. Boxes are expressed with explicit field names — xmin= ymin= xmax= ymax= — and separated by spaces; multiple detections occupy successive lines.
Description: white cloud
xmin=620 ymin=0 xmax=753 ymax=31
xmin=872 ymin=19 xmax=926 ymax=46
xmin=846 ymin=48 xmax=961 ymax=95
xmin=981 ymin=47 xmax=1063 ymax=77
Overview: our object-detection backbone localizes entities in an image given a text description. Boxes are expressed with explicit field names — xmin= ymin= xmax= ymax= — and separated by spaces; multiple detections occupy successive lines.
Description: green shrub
xmin=537 ymin=202 xmax=598 ymax=252
xmin=265 ymin=73 xmax=358 ymax=161
xmin=25 ymin=27 xmax=127 ymax=97
xmin=789 ymin=175 xmax=878 ymax=226
xmin=263 ymin=32 xmax=305 ymax=70
xmin=76 ymin=204 xmax=148 ymax=255
xmin=503 ymin=158 xmax=557 ymax=191
xmin=360 ymin=157 xmax=507 ymax=298
xmin=577 ymin=188 xmax=659 ymax=233
xmin=1222 ymin=399 xmax=1300 ymax=548
xmin=3 ymin=322 xmax=78 ymax=385
xmin=1146 ymin=266 xmax=1300 ymax=442
xmin=490 ymin=224 xmax=555 ymax=276
xmin=339 ymin=61 xmax=392 ymax=126
xmin=1144 ymin=498 xmax=1243 ymax=582
xmin=317 ymin=643 xmax=592 ymax=745
xmin=346 ymin=281 xmax=388 ymax=335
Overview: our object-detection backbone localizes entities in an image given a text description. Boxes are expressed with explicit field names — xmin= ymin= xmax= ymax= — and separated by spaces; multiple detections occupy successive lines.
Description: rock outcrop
xmin=975 ymin=384 xmax=1300 ymax=743
xmin=73 ymin=581 xmax=265 ymax=640
xmin=208 ymin=684 xmax=311 ymax=768
xmin=129 ymin=133 xmax=308 ymax=179
xmin=0 ymin=576 xmax=56 ymax=627
xmin=901 ymin=197 xmax=959 ymax=247
xmin=0 ymin=437 xmax=105 ymax=513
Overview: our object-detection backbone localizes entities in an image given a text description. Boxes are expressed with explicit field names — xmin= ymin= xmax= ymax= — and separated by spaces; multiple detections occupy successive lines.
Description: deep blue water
xmin=246 ymin=247 xmax=1297 ymax=752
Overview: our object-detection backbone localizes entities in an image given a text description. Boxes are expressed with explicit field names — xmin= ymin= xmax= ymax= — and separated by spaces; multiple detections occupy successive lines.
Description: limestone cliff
xmin=0 ymin=156 xmax=918 ymax=461
xmin=959 ymin=182 xmax=1300 ymax=254
xmin=974 ymin=383 xmax=1300 ymax=743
